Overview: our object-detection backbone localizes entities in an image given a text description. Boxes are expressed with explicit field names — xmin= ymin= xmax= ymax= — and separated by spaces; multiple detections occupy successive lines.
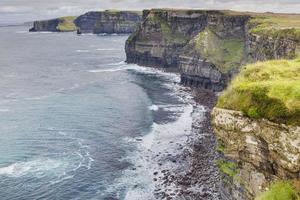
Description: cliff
xmin=74 ymin=10 xmax=142 ymax=34
xmin=29 ymin=16 xmax=77 ymax=32
xmin=125 ymin=9 xmax=300 ymax=91
xmin=212 ymin=59 xmax=300 ymax=199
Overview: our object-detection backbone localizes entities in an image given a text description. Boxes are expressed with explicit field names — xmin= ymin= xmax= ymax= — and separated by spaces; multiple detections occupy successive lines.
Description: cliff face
xmin=212 ymin=108 xmax=300 ymax=199
xmin=29 ymin=16 xmax=77 ymax=32
xmin=126 ymin=9 xmax=211 ymax=68
xmin=125 ymin=9 xmax=300 ymax=91
xmin=74 ymin=10 xmax=142 ymax=34
xmin=30 ymin=18 xmax=61 ymax=32
xmin=179 ymin=14 xmax=249 ymax=91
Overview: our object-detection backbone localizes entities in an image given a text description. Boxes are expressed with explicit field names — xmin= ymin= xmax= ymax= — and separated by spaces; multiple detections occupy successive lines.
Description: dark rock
xmin=74 ymin=10 xmax=142 ymax=34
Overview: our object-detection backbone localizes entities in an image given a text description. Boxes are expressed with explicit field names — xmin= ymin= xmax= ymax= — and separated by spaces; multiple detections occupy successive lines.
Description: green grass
xmin=217 ymin=58 xmax=300 ymax=125
xmin=216 ymin=140 xmax=226 ymax=153
xmin=57 ymin=16 xmax=77 ymax=32
xmin=195 ymin=28 xmax=245 ymax=73
xmin=217 ymin=159 xmax=239 ymax=177
xmin=255 ymin=181 xmax=300 ymax=200
xmin=248 ymin=14 xmax=300 ymax=42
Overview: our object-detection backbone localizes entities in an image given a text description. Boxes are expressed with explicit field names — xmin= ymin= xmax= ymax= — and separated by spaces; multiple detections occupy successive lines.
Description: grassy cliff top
xmin=217 ymin=58 xmax=300 ymax=125
xmin=248 ymin=13 xmax=300 ymax=41
xmin=57 ymin=16 xmax=77 ymax=32
xmin=104 ymin=9 xmax=142 ymax=14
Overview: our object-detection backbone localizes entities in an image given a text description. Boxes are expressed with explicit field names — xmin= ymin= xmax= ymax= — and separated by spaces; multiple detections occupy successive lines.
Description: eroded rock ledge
xmin=212 ymin=108 xmax=300 ymax=199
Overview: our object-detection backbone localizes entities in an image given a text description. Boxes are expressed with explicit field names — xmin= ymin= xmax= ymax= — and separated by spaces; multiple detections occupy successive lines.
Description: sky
xmin=0 ymin=0 xmax=300 ymax=24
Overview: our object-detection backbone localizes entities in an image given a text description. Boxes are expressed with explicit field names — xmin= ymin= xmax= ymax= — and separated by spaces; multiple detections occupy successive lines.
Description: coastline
xmin=117 ymin=65 xmax=222 ymax=199
xmin=158 ymin=88 xmax=222 ymax=199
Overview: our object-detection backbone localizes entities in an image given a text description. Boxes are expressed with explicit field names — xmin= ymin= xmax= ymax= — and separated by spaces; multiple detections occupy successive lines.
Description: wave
xmin=24 ymin=95 xmax=50 ymax=101
xmin=87 ymin=64 xmax=181 ymax=83
xmin=0 ymin=108 xmax=10 ymax=112
xmin=148 ymin=105 xmax=159 ymax=111
xmin=95 ymin=48 xmax=118 ymax=51
xmin=102 ymin=66 xmax=203 ymax=199
xmin=0 ymin=158 xmax=68 ymax=178
xmin=15 ymin=31 xmax=28 ymax=34
xmin=76 ymin=50 xmax=90 ymax=53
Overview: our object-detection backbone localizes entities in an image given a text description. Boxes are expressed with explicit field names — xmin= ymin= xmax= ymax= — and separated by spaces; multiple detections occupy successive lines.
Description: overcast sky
xmin=1 ymin=0 xmax=300 ymax=24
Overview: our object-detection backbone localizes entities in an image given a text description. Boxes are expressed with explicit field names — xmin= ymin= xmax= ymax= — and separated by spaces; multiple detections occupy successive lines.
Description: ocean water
xmin=0 ymin=26 xmax=196 ymax=200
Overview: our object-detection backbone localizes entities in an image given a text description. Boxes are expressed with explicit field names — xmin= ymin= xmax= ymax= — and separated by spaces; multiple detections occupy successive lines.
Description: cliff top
xmin=144 ymin=9 xmax=300 ymax=41
xmin=217 ymin=58 xmax=300 ymax=125
xmin=57 ymin=16 xmax=77 ymax=32
xmin=104 ymin=9 xmax=142 ymax=14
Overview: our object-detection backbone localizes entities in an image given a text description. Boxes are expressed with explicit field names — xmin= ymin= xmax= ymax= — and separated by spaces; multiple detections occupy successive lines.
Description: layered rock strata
xmin=212 ymin=108 xmax=300 ymax=199
xmin=74 ymin=10 xmax=142 ymax=34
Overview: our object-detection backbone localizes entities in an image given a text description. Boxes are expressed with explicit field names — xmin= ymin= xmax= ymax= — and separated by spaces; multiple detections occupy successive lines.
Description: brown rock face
xmin=212 ymin=108 xmax=300 ymax=199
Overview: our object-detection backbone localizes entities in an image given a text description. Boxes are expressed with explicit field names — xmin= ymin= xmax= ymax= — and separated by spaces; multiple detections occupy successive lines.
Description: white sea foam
xmin=24 ymin=95 xmax=50 ymax=100
xmin=88 ymin=68 xmax=124 ymax=73
xmin=109 ymin=66 xmax=204 ymax=199
xmin=95 ymin=48 xmax=118 ymax=51
xmin=148 ymin=105 xmax=159 ymax=111
xmin=15 ymin=31 xmax=28 ymax=34
xmin=76 ymin=49 xmax=89 ymax=53
xmin=0 ymin=158 xmax=67 ymax=178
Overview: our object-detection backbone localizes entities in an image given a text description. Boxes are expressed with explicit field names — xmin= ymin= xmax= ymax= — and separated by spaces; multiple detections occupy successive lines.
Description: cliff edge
xmin=29 ymin=16 xmax=77 ymax=32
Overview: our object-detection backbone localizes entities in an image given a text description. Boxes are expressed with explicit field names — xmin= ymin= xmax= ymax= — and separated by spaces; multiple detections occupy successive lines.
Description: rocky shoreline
xmin=149 ymin=86 xmax=223 ymax=199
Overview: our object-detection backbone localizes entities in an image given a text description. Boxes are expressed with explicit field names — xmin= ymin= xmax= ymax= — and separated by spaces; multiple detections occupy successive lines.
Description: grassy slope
xmin=255 ymin=181 xmax=300 ymax=200
xmin=217 ymin=58 xmax=300 ymax=125
xmin=195 ymin=28 xmax=245 ymax=73
xmin=57 ymin=16 xmax=77 ymax=32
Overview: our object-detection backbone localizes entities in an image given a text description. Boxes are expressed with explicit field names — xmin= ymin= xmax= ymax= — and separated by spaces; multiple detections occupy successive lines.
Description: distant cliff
xmin=125 ymin=9 xmax=300 ymax=91
xmin=29 ymin=10 xmax=142 ymax=34
xmin=74 ymin=10 xmax=142 ymax=34
xmin=29 ymin=16 xmax=77 ymax=32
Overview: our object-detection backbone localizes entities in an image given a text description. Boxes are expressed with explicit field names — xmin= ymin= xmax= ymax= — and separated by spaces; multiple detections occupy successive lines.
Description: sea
xmin=0 ymin=26 xmax=200 ymax=200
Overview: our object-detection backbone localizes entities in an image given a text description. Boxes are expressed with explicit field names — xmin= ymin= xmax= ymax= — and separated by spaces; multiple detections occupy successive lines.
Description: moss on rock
xmin=217 ymin=159 xmax=239 ymax=177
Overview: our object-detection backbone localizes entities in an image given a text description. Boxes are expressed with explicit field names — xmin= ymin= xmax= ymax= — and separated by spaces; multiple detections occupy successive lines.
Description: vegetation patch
xmin=217 ymin=159 xmax=239 ymax=177
xmin=255 ymin=181 xmax=300 ymax=200
xmin=217 ymin=58 xmax=300 ymax=125
xmin=216 ymin=140 xmax=226 ymax=153
xmin=57 ymin=16 xmax=77 ymax=32
xmin=194 ymin=28 xmax=245 ymax=73
xmin=248 ymin=14 xmax=300 ymax=41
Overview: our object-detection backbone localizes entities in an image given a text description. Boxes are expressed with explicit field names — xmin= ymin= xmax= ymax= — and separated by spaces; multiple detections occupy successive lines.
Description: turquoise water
xmin=0 ymin=26 xmax=193 ymax=199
